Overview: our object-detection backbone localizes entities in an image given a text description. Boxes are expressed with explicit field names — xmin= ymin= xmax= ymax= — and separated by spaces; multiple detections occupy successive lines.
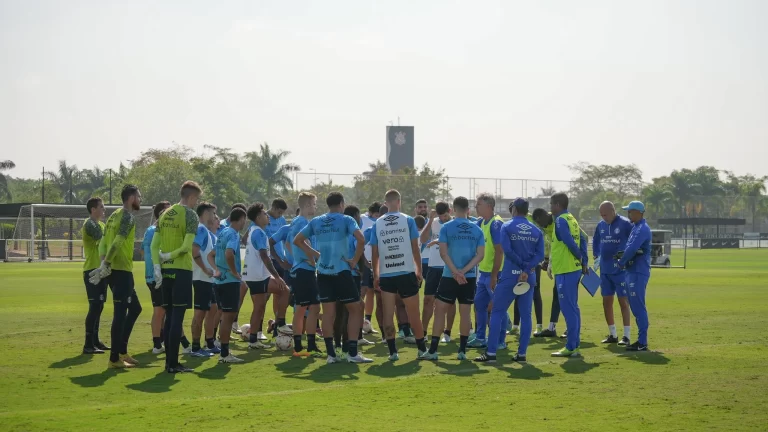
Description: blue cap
xmin=622 ymin=201 xmax=645 ymax=212
xmin=509 ymin=198 xmax=529 ymax=213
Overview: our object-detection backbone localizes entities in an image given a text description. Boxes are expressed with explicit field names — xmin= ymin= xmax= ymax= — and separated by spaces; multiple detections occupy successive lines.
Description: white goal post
xmin=5 ymin=204 xmax=154 ymax=262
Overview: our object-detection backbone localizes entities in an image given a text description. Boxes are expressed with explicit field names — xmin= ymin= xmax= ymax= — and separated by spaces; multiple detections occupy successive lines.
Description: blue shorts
xmin=601 ymin=272 xmax=628 ymax=297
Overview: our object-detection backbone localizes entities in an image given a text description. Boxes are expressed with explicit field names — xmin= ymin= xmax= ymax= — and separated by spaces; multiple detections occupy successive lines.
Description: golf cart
xmin=651 ymin=230 xmax=672 ymax=268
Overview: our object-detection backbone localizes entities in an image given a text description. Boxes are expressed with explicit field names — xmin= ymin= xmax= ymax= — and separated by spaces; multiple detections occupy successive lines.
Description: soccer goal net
xmin=5 ymin=204 xmax=154 ymax=262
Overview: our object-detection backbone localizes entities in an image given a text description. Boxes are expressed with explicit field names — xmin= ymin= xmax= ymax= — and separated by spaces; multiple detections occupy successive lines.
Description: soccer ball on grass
xmin=275 ymin=334 xmax=293 ymax=351
xmin=239 ymin=324 xmax=251 ymax=341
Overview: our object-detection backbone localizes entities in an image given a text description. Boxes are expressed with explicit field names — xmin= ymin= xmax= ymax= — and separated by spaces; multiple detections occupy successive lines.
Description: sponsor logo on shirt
xmin=383 ymin=215 xmax=400 ymax=226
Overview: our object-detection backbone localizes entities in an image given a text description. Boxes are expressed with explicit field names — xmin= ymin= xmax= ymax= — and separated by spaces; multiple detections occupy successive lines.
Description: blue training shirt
xmin=300 ymin=213 xmax=359 ymax=275
xmin=368 ymin=213 xmax=420 ymax=278
xmin=499 ymin=216 xmax=545 ymax=279
xmin=272 ymin=224 xmax=293 ymax=265
xmin=593 ymin=215 xmax=633 ymax=274
xmin=214 ymin=226 xmax=242 ymax=284
xmin=266 ymin=213 xmax=287 ymax=260
xmin=142 ymin=225 xmax=156 ymax=283
xmin=347 ymin=235 xmax=360 ymax=276
xmin=217 ymin=218 xmax=230 ymax=237
xmin=619 ymin=219 xmax=652 ymax=276
xmin=250 ymin=223 xmax=269 ymax=251
xmin=289 ymin=216 xmax=313 ymax=272
xmin=438 ymin=217 xmax=485 ymax=278
xmin=193 ymin=224 xmax=211 ymax=250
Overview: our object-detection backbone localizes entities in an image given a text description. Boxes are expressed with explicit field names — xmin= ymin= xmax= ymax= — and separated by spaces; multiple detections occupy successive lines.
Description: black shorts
xmin=146 ymin=281 xmax=163 ymax=307
xmin=271 ymin=259 xmax=285 ymax=278
xmin=436 ymin=276 xmax=477 ymax=305
xmin=353 ymin=275 xmax=362 ymax=292
xmin=291 ymin=269 xmax=320 ymax=306
xmin=193 ymin=280 xmax=214 ymax=311
xmin=379 ymin=273 xmax=420 ymax=299
xmin=215 ymin=282 xmax=240 ymax=312
xmin=161 ymin=269 xmax=193 ymax=310
xmin=424 ymin=266 xmax=443 ymax=296
xmin=108 ymin=270 xmax=135 ymax=304
xmin=362 ymin=267 xmax=373 ymax=288
xmin=246 ymin=278 xmax=270 ymax=296
xmin=83 ymin=271 xmax=108 ymax=303
xmin=317 ymin=271 xmax=360 ymax=304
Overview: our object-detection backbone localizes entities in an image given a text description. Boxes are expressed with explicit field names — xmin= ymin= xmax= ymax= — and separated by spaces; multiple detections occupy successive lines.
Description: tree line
xmin=1 ymin=149 xmax=766 ymax=231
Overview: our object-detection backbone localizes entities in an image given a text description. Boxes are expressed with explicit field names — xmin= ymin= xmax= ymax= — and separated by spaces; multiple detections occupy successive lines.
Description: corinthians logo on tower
xmin=394 ymin=131 xmax=406 ymax=146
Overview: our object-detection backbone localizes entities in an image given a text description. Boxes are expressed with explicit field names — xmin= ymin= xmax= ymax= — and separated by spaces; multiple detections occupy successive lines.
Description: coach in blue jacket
xmin=593 ymin=201 xmax=634 ymax=346
xmin=618 ymin=201 xmax=652 ymax=351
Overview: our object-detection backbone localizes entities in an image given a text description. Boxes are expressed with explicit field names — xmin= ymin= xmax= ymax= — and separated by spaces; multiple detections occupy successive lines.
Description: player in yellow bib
xmin=530 ymin=208 xmax=588 ymax=339
xmin=467 ymin=193 xmax=504 ymax=348
xmin=548 ymin=193 xmax=589 ymax=357
xmin=81 ymin=197 xmax=109 ymax=355
xmin=98 ymin=185 xmax=143 ymax=369
xmin=151 ymin=181 xmax=202 ymax=374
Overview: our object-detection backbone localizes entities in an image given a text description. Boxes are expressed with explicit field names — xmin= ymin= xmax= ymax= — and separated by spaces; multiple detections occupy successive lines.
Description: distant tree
xmin=0 ymin=160 xmax=16 ymax=201
xmin=252 ymin=143 xmax=300 ymax=200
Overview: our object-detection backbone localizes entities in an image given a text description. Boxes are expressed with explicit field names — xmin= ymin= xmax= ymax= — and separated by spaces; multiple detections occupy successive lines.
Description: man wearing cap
xmin=593 ymin=201 xmax=634 ymax=345
xmin=475 ymin=198 xmax=544 ymax=364
xmin=549 ymin=193 xmax=588 ymax=358
xmin=618 ymin=201 xmax=652 ymax=351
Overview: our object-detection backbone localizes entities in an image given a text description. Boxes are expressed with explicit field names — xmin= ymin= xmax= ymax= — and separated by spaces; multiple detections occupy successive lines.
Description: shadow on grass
xmin=196 ymin=363 xmax=233 ymax=381
xmin=69 ymin=368 xmax=125 ymax=388
xmin=500 ymin=363 xmax=555 ymax=380
xmin=283 ymin=362 xmax=362 ymax=383
xmin=274 ymin=356 xmax=317 ymax=375
xmin=125 ymin=370 xmax=182 ymax=393
xmin=50 ymin=354 xmax=94 ymax=369
xmin=541 ymin=340 xmax=597 ymax=350
xmin=558 ymin=357 xmax=602 ymax=374
xmin=619 ymin=350 xmax=671 ymax=365
xmin=433 ymin=360 xmax=489 ymax=377
xmin=365 ymin=358 xmax=423 ymax=378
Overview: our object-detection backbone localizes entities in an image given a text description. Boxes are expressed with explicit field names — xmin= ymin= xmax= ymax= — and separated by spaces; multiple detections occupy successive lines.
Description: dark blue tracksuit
xmin=593 ymin=215 xmax=633 ymax=297
xmin=618 ymin=219 xmax=652 ymax=345
xmin=487 ymin=217 xmax=545 ymax=356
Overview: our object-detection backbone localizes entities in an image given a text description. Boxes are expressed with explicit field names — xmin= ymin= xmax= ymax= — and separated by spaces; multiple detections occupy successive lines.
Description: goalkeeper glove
xmin=153 ymin=264 xmax=163 ymax=287
xmin=159 ymin=250 xmax=171 ymax=262
xmin=88 ymin=260 xmax=111 ymax=284
xmin=546 ymin=265 xmax=553 ymax=280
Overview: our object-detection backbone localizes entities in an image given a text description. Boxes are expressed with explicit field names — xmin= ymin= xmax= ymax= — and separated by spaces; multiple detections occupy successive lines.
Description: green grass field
xmin=1 ymin=249 xmax=767 ymax=431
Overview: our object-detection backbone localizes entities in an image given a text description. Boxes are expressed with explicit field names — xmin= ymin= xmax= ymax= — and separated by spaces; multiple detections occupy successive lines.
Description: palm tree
xmin=253 ymin=143 xmax=300 ymax=199
xmin=738 ymin=175 xmax=768 ymax=231
xmin=538 ymin=186 xmax=557 ymax=198
xmin=0 ymin=160 xmax=15 ymax=201
xmin=47 ymin=161 xmax=86 ymax=203
xmin=642 ymin=184 xmax=674 ymax=220
xmin=668 ymin=169 xmax=702 ymax=218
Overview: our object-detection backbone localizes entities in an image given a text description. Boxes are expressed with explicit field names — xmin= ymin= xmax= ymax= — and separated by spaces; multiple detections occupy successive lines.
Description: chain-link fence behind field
xmin=294 ymin=172 xmax=571 ymax=217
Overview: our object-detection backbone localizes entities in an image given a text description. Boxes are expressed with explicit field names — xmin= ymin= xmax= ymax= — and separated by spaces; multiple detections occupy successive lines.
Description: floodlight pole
xmin=29 ymin=205 xmax=34 ymax=260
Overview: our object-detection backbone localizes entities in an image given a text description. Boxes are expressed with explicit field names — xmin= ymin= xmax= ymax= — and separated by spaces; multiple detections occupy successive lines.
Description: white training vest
xmin=192 ymin=224 xmax=215 ymax=282
xmin=375 ymin=212 xmax=416 ymax=276
xmin=427 ymin=218 xmax=446 ymax=267
xmin=361 ymin=214 xmax=376 ymax=261
xmin=243 ymin=225 xmax=271 ymax=282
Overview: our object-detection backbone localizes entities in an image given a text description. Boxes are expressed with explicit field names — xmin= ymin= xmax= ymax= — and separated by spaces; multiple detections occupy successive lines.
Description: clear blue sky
xmin=2 ymin=0 xmax=766 ymax=185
